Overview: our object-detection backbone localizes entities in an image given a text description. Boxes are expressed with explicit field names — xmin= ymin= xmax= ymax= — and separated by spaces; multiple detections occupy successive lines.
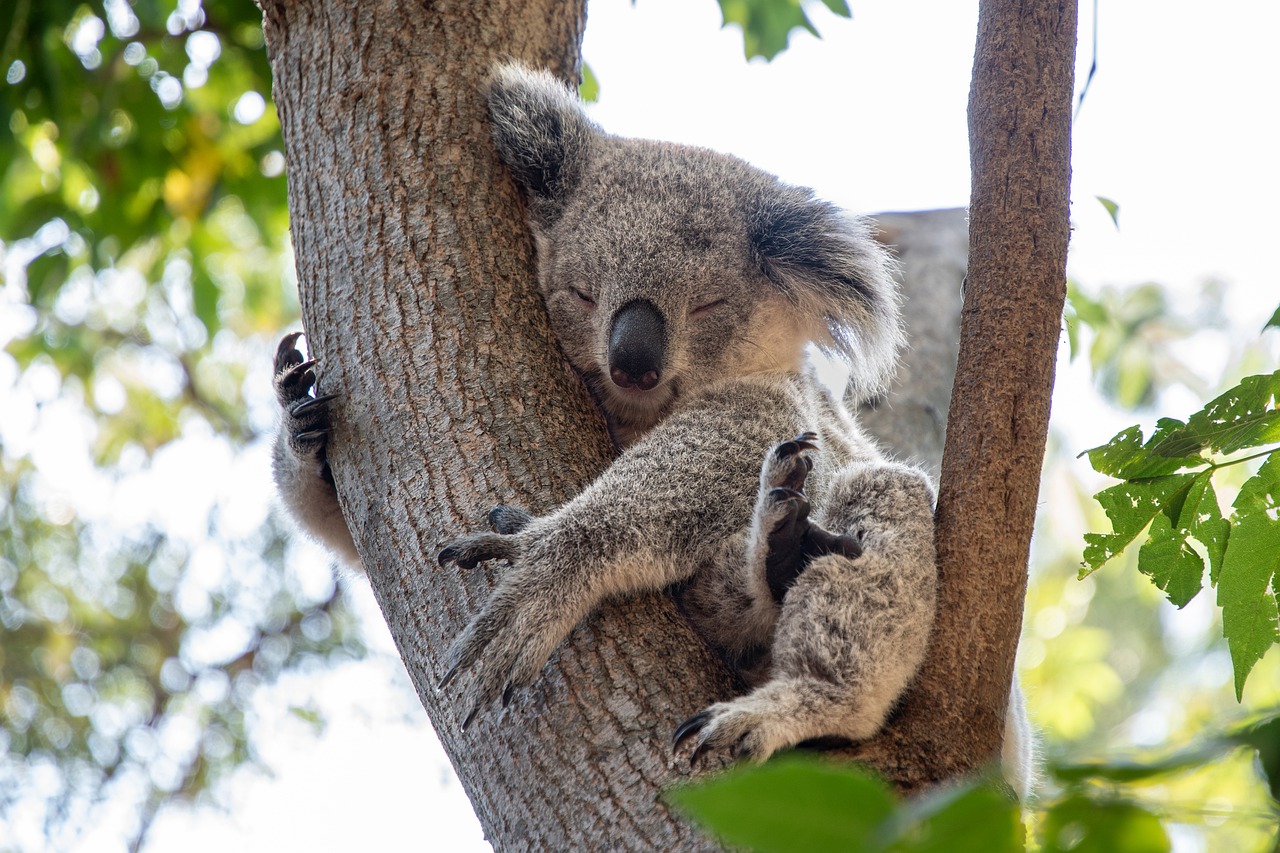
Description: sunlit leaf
xmin=716 ymin=0 xmax=849 ymax=61
xmin=1217 ymin=511 xmax=1280 ymax=700
xmin=1234 ymin=452 xmax=1280 ymax=518
xmin=1081 ymin=472 xmax=1197 ymax=574
xmin=1096 ymin=195 xmax=1120 ymax=229
xmin=667 ymin=757 xmax=895 ymax=852
xmin=1081 ymin=421 xmax=1204 ymax=480
xmin=1042 ymin=796 xmax=1170 ymax=853
xmin=1264 ymin=303 xmax=1280 ymax=333
xmin=1154 ymin=371 xmax=1280 ymax=457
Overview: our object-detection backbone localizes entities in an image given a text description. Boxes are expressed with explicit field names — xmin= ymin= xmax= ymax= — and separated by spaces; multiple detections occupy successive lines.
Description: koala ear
xmin=751 ymin=189 xmax=904 ymax=402
xmin=486 ymin=63 xmax=599 ymax=228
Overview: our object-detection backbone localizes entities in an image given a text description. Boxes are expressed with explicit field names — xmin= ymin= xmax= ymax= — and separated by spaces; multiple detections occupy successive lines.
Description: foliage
xmin=716 ymin=0 xmax=851 ymax=60
xmin=671 ymin=710 xmax=1280 ymax=853
xmin=1064 ymin=280 xmax=1227 ymax=410
xmin=0 ymin=1 xmax=363 ymax=849
xmin=1080 ymin=367 xmax=1280 ymax=698
xmin=668 ymin=756 xmax=1022 ymax=853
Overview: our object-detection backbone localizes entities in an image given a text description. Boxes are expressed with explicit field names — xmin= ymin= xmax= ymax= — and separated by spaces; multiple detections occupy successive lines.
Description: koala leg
xmin=744 ymin=433 xmax=862 ymax=610
xmin=675 ymin=461 xmax=937 ymax=762
xmin=679 ymin=434 xmax=861 ymax=684
xmin=272 ymin=333 xmax=359 ymax=566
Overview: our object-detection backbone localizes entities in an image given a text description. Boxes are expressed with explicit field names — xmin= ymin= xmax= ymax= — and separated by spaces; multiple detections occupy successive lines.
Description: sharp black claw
xmin=294 ymin=429 xmax=330 ymax=443
xmin=690 ymin=740 xmax=711 ymax=768
xmin=438 ymin=662 xmax=460 ymax=689
xmin=502 ymin=682 xmax=515 ymax=708
xmin=461 ymin=703 xmax=480 ymax=731
xmin=673 ymin=711 xmax=711 ymax=750
xmin=774 ymin=440 xmax=801 ymax=460
xmin=289 ymin=357 xmax=319 ymax=376
xmin=438 ymin=546 xmax=457 ymax=566
xmin=292 ymin=392 xmax=339 ymax=415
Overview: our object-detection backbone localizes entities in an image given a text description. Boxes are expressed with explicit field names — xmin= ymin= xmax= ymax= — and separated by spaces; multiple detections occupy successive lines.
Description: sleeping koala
xmin=273 ymin=64 xmax=1031 ymax=792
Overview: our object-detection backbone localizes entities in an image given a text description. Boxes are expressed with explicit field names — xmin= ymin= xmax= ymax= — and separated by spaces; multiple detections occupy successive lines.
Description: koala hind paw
xmin=673 ymin=701 xmax=789 ymax=766
xmin=274 ymin=333 xmax=339 ymax=462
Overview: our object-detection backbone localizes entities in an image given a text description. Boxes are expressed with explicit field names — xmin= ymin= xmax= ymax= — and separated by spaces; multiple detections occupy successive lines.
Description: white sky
xmin=138 ymin=1 xmax=1279 ymax=851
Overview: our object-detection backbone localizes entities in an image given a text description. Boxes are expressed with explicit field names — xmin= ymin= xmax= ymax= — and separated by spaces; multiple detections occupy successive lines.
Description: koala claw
xmin=438 ymin=662 xmax=461 ymax=691
xmin=672 ymin=710 xmax=712 ymax=751
xmin=673 ymin=701 xmax=784 ymax=765
xmin=291 ymin=392 xmax=338 ymax=416
xmin=461 ymin=703 xmax=481 ymax=732
xmin=438 ymin=532 xmax=519 ymax=569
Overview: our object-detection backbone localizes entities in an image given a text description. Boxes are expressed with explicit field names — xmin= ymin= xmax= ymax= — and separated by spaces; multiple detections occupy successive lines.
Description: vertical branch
xmin=851 ymin=0 xmax=1077 ymax=789
xmin=937 ymin=0 xmax=1078 ymax=771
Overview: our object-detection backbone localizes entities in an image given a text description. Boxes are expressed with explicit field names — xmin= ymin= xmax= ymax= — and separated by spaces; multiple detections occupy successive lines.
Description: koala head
xmin=486 ymin=64 xmax=902 ymax=438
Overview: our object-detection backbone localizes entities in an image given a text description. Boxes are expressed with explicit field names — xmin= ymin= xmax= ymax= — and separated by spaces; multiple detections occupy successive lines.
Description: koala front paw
xmin=754 ymin=434 xmax=861 ymax=602
xmin=274 ymin=332 xmax=339 ymax=464
xmin=438 ymin=527 xmax=570 ymax=730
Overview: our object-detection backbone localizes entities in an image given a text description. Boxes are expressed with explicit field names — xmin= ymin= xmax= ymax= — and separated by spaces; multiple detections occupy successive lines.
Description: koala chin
xmin=272 ymin=63 xmax=1033 ymax=798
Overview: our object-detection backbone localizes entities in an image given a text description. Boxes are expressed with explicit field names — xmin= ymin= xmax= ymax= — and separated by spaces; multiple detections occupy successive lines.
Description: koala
xmin=272 ymin=64 xmax=1032 ymax=795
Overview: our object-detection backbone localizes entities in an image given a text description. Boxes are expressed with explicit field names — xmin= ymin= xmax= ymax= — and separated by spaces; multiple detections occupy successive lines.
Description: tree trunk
xmin=259 ymin=0 xmax=1074 ymax=846
xmin=259 ymin=1 xmax=731 ymax=849
xmin=850 ymin=0 xmax=1077 ymax=789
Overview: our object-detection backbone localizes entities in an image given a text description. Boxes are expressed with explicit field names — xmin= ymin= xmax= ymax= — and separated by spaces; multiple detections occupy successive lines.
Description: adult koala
xmin=273 ymin=64 xmax=1031 ymax=794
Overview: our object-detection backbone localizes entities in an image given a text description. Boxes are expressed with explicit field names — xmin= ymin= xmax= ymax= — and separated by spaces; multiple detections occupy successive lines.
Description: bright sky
xmin=140 ymin=1 xmax=1280 ymax=851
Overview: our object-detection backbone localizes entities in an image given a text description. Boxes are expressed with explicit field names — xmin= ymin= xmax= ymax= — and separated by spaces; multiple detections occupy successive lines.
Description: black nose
xmin=608 ymin=299 xmax=665 ymax=391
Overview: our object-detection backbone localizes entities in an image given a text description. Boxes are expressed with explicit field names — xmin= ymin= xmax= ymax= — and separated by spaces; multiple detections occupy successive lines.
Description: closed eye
xmin=570 ymin=288 xmax=596 ymax=307
xmin=691 ymin=298 xmax=726 ymax=317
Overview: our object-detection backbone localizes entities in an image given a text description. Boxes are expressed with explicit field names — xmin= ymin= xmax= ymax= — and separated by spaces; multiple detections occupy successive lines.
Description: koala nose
xmin=608 ymin=299 xmax=666 ymax=391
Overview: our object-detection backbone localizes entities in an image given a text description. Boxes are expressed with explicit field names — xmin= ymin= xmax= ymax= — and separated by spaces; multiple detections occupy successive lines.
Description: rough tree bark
xmin=259 ymin=0 xmax=1074 ymax=847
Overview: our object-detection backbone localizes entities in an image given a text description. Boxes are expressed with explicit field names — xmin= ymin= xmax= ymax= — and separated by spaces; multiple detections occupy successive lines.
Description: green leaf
xmin=1081 ymin=421 xmax=1205 ymax=480
xmin=716 ymin=0 xmax=846 ymax=61
xmin=1264 ymin=303 xmax=1280 ymax=333
xmin=1158 ymin=371 xmax=1280 ymax=457
xmin=1168 ymin=471 xmax=1229 ymax=586
xmin=1227 ymin=715 xmax=1280 ymax=803
xmin=1096 ymin=196 xmax=1120 ymax=229
xmin=1051 ymin=739 xmax=1232 ymax=785
xmin=1041 ymin=796 xmax=1170 ymax=853
xmin=1137 ymin=513 xmax=1205 ymax=608
xmin=1217 ymin=511 xmax=1280 ymax=700
xmin=1082 ymin=473 xmax=1198 ymax=573
xmin=667 ymin=757 xmax=895 ymax=852
xmin=1233 ymin=451 xmax=1280 ymax=518
xmin=578 ymin=62 xmax=599 ymax=104
xmin=880 ymin=783 xmax=1023 ymax=853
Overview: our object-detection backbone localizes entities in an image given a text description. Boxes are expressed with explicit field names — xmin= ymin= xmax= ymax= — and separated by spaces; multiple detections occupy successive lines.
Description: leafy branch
xmin=1081 ymin=369 xmax=1280 ymax=699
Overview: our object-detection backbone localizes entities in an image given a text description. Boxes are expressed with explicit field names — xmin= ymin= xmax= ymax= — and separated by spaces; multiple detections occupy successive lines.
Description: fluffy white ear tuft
xmin=486 ymin=63 xmax=600 ymax=227
xmin=751 ymin=190 xmax=904 ymax=403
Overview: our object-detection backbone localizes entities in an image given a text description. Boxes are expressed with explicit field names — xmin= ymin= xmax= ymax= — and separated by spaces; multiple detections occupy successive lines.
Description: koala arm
xmin=272 ymin=333 xmax=360 ymax=568
xmin=439 ymin=376 xmax=807 ymax=724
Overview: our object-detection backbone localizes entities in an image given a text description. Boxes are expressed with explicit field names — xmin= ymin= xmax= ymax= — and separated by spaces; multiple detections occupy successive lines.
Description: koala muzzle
xmin=608 ymin=299 xmax=666 ymax=391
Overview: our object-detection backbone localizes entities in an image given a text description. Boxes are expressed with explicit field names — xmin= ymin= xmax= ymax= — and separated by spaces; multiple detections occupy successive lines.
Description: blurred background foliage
xmin=1 ymin=1 xmax=1277 ymax=852
xmin=1 ymin=0 xmax=364 ymax=849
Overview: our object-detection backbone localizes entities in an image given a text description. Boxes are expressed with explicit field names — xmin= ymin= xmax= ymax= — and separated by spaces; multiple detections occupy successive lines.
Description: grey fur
xmin=445 ymin=64 xmax=933 ymax=758
xmin=271 ymin=64 xmax=1032 ymax=796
